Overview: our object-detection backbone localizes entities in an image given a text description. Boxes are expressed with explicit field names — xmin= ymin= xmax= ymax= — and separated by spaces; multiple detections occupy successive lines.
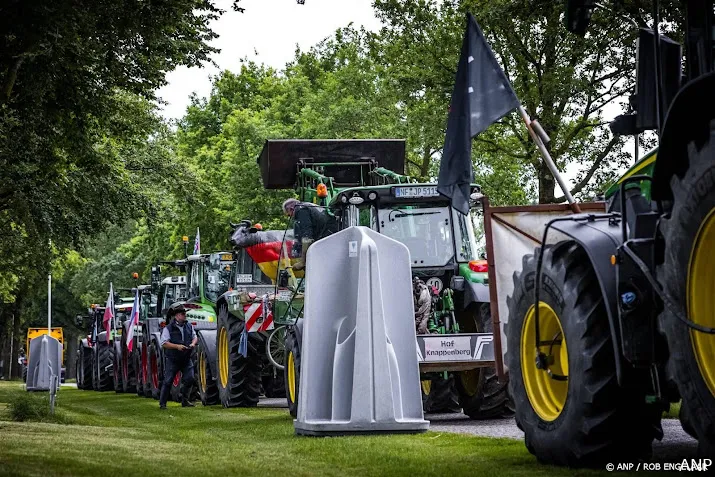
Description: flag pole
xmin=517 ymin=105 xmax=581 ymax=214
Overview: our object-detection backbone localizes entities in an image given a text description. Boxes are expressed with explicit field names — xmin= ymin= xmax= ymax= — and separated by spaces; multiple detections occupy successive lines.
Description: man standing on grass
xmin=159 ymin=302 xmax=198 ymax=409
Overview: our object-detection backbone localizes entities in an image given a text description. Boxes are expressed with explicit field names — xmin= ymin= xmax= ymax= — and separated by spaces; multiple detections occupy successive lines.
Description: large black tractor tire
xmin=198 ymin=336 xmax=219 ymax=406
xmin=133 ymin=343 xmax=144 ymax=397
xmin=113 ymin=342 xmax=124 ymax=393
xmin=170 ymin=371 xmax=183 ymax=403
xmin=506 ymin=241 xmax=661 ymax=468
xmin=22 ymin=365 xmax=27 ymax=383
xmin=148 ymin=339 xmax=163 ymax=400
xmin=216 ymin=304 xmax=264 ymax=408
xmin=456 ymin=303 xmax=514 ymax=419
xmin=140 ymin=341 xmax=152 ymax=398
xmin=285 ymin=329 xmax=301 ymax=418
xmin=421 ymin=374 xmax=461 ymax=414
xmin=77 ymin=346 xmax=93 ymax=390
xmin=121 ymin=341 xmax=137 ymax=394
xmin=262 ymin=370 xmax=286 ymax=398
xmin=658 ymin=126 xmax=715 ymax=458
xmin=95 ymin=342 xmax=114 ymax=391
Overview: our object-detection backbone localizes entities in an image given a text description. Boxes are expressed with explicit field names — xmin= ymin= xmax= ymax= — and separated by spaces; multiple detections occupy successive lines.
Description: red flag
xmin=102 ymin=283 xmax=114 ymax=343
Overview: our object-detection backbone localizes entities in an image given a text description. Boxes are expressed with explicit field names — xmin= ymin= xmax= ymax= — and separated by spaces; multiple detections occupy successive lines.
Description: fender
xmin=549 ymin=217 xmax=628 ymax=386
xmin=196 ymin=329 xmax=218 ymax=381
xmin=80 ymin=338 xmax=90 ymax=349
xmin=292 ymin=317 xmax=304 ymax=354
xmin=464 ymin=282 xmax=490 ymax=307
xmin=653 ymin=72 xmax=715 ymax=201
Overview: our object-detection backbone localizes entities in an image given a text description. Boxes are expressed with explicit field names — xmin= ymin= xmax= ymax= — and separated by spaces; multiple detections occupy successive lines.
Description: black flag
xmin=437 ymin=13 xmax=520 ymax=215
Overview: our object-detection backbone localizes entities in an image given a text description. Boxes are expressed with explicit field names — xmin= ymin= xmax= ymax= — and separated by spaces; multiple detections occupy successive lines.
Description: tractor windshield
xmin=163 ymin=283 xmax=186 ymax=307
xmin=204 ymin=253 xmax=233 ymax=303
xmin=377 ymin=205 xmax=454 ymax=267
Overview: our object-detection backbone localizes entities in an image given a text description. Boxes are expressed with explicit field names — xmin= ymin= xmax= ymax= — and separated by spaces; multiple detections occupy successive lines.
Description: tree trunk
xmin=538 ymin=163 xmax=556 ymax=203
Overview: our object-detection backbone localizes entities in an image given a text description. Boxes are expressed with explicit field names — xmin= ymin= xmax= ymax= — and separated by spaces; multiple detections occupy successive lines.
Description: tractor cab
xmin=181 ymin=252 xmax=235 ymax=323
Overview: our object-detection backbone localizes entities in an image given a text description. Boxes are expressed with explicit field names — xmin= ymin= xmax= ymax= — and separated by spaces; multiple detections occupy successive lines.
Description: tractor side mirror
xmin=278 ymin=270 xmax=290 ymax=288
xmin=75 ymin=315 xmax=84 ymax=327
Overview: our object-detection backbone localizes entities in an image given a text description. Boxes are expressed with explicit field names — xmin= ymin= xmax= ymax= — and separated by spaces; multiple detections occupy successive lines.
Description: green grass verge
xmin=0 ymin=382 xmax=605 ymax=477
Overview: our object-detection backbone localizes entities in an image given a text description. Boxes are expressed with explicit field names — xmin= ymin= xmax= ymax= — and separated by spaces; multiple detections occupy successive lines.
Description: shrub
xmin=6 ymin=391 xmax=73 ymax=424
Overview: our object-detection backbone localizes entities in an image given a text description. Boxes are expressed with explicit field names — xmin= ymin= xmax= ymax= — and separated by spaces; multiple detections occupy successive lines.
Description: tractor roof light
xmin=316 ymin=183 xmax=328 ymax=198
xmin=348 ymin=192 xmax=364 ymax=205
xmin=255 ymin=223 xmax=263 ymax=230
xmin=182 ymin=236 xmax=189 ymax=243
xmin=469 ymin=259 xmax=488 ymax=273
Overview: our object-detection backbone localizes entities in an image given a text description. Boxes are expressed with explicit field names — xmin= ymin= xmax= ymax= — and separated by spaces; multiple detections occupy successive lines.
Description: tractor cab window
xmin=204 ymin=253 xmax=233 ymax=303
xmin=162 ymin=283 xmax=186 ymax=312
xmin=339 ymin=204 xmax=377 ymax=229
xmin=140 ymin=293 xmax=157 ymax=320
xmin=377 ymin=204 xmax=454 ymax=267
xmin=454 ymin=209 xmax=480 ymax=261
xmin=188 ymin=262 xmax=200 ymax=300
xmin=235 ymin=249 xmax=273 ymax=285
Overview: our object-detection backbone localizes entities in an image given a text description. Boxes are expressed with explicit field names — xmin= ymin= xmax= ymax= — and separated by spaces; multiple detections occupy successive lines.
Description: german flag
xmin=230 ymin=223 xmax=305 ymax=281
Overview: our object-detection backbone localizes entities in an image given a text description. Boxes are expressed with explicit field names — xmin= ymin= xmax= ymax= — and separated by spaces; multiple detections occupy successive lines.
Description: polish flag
xmin=102 ymin=283 xmax=114 ymax=343
xmin=125 ymin=289 xmax=140 ymax=353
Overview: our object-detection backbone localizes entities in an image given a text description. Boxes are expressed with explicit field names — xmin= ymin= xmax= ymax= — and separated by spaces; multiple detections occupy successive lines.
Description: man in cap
xmin=282 ymin=198 xmax=338 ymax=270
xmin=159 ymin=302 xmax=198 ymax=409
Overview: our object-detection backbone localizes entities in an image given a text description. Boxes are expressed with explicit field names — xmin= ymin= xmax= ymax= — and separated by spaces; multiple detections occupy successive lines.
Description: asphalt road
xmin=262 ymin=397 xmax=699 ymax=461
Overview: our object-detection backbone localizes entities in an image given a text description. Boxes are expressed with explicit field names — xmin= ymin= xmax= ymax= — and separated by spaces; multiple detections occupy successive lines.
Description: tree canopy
xmin=1 ymin=0 xmax=677 ymax=377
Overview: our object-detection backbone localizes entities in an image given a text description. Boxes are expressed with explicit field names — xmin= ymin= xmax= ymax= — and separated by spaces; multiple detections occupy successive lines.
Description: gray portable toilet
xmin=294 ymin=226 xmax=429 ymax=436
xmin=25 ymin=334 xmax=62 ymax=392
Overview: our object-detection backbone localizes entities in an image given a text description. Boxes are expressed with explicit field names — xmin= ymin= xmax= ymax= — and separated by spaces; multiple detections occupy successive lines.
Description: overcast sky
xmin=155 ymin=0 xmax=383 ymax=122
xmin=155 ymin=0 xmax=640 ymax=187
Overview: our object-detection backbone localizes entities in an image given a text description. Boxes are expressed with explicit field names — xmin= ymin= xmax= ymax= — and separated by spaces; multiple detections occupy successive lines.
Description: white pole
xmin=518 ymin=105 xmax=581 ymax=213
xmin=47 ymin=245 xmax=52 ymax=335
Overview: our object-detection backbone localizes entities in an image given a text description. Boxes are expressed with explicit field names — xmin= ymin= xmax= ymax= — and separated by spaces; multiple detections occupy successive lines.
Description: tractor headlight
xmin=368 ymin=191 xmax=378 ymax=201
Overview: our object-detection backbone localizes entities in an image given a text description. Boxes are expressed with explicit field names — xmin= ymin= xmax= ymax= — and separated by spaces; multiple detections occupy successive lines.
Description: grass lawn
xmin=0 ymin=382 xmax=608 ymax=477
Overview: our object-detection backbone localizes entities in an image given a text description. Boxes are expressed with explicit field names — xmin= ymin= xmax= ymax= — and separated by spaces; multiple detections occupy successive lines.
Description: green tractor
xmin=501 ymin=0 xmax=715 ymax=466
xmin=195 ymin=221 xmax=292 ymax=408
xmin=257 ymin=139 xmax=507 ymax=419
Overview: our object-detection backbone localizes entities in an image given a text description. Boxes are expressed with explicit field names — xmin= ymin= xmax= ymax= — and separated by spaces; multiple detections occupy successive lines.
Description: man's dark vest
xmin=165 ymin=320 xmax=193 ymax=362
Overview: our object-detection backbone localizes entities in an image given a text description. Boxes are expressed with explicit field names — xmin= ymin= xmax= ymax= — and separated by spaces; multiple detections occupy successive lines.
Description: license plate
xmin=236 ymin=274 xmax=253 ymax=284
xmin=221 ymin=254 xmax=233 ymax=261
xmin=394 ymin=186 xmax=439 ymax=198
xmin=278 ymin=289 xmax=292 ymax=302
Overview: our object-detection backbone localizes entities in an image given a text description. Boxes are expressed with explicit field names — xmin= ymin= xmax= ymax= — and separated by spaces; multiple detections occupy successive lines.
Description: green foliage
xmin=6 ymin=389 xmax=73 ymax=424
xmin=2 ymin=1 xmax=689 ymax=354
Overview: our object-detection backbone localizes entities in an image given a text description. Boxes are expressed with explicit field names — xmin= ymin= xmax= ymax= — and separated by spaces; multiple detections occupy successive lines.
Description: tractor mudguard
xmin=197 ymin=329 xmax=218 ymax=380
xmin=80 ymin=338 xmax=90 ymax=349
xmin=654 ymin=72 xmax=715 ymax=201
xmin=463 ymin=282 xmax=490 ymax=308
xmin=292 ymin=317 xmax=304 ymax=352
xmin=96 ymin=331 xmax=108 ymax=343
xmin=549 ymin=218 xmax=628 ymax=386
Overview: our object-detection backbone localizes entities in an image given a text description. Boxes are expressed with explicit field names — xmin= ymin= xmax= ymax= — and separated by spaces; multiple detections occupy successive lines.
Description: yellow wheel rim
xmin=521 ymin=302 xmax=569 ymax=422
xmin=218 ymin=327 xmax=229 ymax=388
xmin=199 ymin=350 xmax=207 ymax=393
xmin=287 ymin=351 xmax=296 ymax=404
xmin=687 ymin=208 xmax=715 ymax=397
xmin=421 ymin=380 xmax=431 ymax=395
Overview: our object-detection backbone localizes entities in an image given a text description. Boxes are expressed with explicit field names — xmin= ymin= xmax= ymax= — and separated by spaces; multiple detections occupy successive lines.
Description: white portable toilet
xmin=25 ymin=334 xmax=62 ymax=392
xmin=294 ymin=226 xmax=429 ymax=435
